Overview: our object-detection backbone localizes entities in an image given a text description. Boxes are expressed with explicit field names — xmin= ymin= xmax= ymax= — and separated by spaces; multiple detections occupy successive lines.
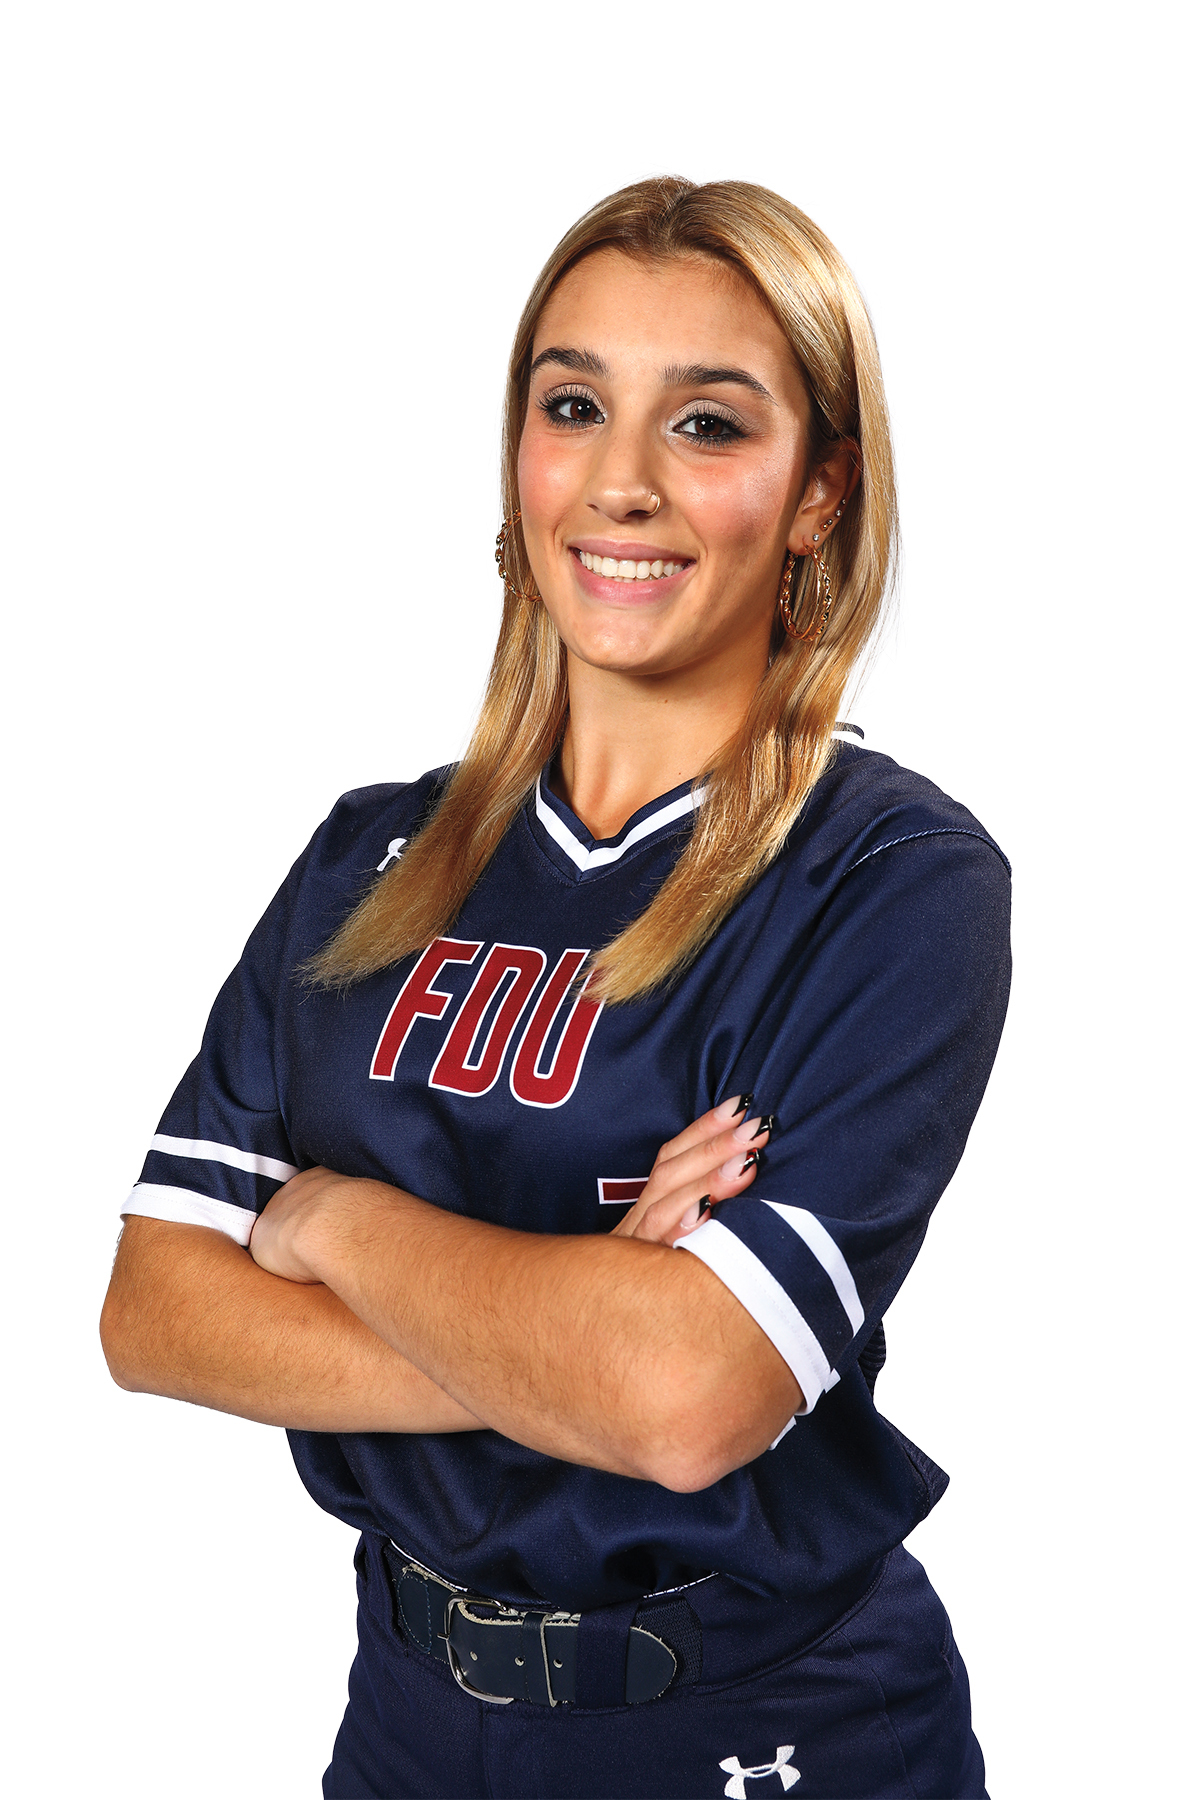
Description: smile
xmin=573 ymin=550 xmax=689 ymax=581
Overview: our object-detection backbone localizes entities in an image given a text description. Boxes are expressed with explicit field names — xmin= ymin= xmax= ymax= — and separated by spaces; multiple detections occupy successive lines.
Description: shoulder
xmin=244 ymin=764 xmax=457 ymax=963
xmin=749 ymin=741 xmax=1012 ymax=959
xmin=747 ymin=743 xmax=1013 ymax=1029
xmin=792 ymin=740 xmax=1010 ymax=880
xmin=305 ymin=764 xmax=456 ymax=875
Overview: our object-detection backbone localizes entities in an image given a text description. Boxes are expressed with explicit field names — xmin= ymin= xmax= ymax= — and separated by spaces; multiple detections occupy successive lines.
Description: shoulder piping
xmin=847 ymin=827 xmax=1011 ymax=876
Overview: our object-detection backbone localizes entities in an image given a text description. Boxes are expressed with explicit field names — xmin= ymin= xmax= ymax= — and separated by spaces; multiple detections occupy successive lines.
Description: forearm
xmin=295 ymin=1184 xmax=798 ymax=1488
xmin=100 ymin=1216 xmax=482 ymax=1434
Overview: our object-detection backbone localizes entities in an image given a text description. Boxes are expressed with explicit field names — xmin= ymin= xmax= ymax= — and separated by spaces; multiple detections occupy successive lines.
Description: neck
xmin=553 ymin=640 xmax=768 ymax=840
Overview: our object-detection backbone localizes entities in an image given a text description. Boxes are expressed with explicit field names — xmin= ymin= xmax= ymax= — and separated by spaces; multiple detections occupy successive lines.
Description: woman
xmin=102 ymin=177 xmax=1010 ymax=1798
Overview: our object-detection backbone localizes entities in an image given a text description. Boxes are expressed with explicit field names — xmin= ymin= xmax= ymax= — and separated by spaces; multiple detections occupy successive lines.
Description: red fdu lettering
xmin=510 ymin=949 xmax=604 ymax=1109
xmin=430 ymin=944 xmax=547 ymax=1096
xmin=369 ymin=938 xmax=482 ymax=1081
xmin=370 ymin=939 xmax=604 ymax=1105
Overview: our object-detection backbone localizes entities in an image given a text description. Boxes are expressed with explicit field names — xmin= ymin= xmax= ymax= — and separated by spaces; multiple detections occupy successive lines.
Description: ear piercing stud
xmin=812 ymin=500 xmax=846 ymax=545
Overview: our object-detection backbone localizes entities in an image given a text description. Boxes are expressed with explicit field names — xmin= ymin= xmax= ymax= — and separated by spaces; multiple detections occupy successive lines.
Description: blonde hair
xmin=310 ymin=177 xmax=898 ymax=1002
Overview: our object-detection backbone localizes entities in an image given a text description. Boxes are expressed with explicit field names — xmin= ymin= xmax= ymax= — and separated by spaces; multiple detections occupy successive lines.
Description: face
xmin=518 ymin=249 xmax=829 ymax=685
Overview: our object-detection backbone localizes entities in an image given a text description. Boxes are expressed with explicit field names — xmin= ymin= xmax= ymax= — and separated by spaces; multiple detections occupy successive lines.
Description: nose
xmin=586 ymin=420 xmax=663 ymax=523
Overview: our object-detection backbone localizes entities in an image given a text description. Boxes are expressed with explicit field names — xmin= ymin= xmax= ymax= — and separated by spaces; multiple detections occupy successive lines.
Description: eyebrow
xmin=661 ymin=362 xmax=776 ymax=403
xmin=529 ymin=346 xmax=611 ymax=379
xmin=529 ymin=346 xmax=775 ymax=405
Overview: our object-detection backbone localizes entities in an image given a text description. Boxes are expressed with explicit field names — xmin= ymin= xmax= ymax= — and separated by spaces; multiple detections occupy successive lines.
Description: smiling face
xmin=517 ymin=248 xmax=820 ymax=689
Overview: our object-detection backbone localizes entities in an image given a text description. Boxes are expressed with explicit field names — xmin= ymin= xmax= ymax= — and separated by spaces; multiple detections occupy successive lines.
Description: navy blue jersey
xmin=126 ymin=742 xmax=1011 ymax=1613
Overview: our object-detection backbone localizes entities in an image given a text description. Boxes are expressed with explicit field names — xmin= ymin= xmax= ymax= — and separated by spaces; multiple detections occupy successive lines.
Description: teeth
xmin=577 ymin=551 xmax=684 ymax=581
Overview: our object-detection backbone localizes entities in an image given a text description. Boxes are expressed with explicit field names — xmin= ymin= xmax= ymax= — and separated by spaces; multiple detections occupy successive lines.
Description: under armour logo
xmin=377 ymin=837 xmax=407 ymax=873
xmin=719 ymin=1746 xmax=800 ymax=1797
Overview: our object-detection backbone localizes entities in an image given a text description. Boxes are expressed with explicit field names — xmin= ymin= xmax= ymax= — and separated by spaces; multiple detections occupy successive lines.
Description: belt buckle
xmin=443 ymin=1595 xmax=519 ymax=1704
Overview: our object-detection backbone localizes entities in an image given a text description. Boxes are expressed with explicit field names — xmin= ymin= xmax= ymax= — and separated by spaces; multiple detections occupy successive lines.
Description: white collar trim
xmin=534 ymin=777 xmax=704 ymax=873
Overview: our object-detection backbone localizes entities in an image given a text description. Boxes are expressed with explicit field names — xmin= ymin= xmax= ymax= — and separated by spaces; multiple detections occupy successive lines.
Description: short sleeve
xmin=122 ymin=857 xmax=308 ymax=1245
xmin=677 ymin=831 xmax=1011 ymax=1415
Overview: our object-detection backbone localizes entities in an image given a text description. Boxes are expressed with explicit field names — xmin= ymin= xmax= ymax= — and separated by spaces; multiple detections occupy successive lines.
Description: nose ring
xmin=647 ymin=491 xmax=661 ymax=516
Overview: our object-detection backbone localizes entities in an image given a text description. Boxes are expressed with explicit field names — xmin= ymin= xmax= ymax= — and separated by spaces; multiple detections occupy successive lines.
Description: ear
xmin=787 ymin=441 xmax=862 ymax=555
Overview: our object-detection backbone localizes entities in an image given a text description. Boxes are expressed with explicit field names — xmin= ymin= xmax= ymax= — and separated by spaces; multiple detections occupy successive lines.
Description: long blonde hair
xmin=310 ymin=177 xmax=898 ymax=1002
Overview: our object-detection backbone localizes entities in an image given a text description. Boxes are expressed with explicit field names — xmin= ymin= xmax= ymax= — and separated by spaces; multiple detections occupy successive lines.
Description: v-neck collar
xmin=528 ymin=764 xmax=705 ymax=881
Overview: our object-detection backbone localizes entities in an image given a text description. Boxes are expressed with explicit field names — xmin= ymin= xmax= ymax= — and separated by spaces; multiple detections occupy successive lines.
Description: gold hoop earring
xmin=778 ymin=545 xmax=836 ymax=644
xmin=495 ymin=511 xmax=540 ymax=603
xmin=777 ymin=550 xmax=800 ymax=636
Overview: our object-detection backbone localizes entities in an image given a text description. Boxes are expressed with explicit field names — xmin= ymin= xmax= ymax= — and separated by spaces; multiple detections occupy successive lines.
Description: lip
xmin=569 ymin=537 xmax=695 ymax=565
xmin=572 ymin=543 xmax=698 ymax=608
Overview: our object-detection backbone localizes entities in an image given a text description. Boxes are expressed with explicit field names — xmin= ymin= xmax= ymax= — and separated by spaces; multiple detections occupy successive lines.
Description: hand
xmin=249 ymin=1165 xmax=363 ymax=1284
xmin=610 ymin=1095 xmax=774 ymax=1246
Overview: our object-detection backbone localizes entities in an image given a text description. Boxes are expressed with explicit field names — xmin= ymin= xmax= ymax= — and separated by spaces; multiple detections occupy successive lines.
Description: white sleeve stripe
xmin=676 ymin=1218 xmax=832 ymax=1416
xmin=121 ymin=1183 xmax=256 ymax=1245
xmin=149 ymin=1135 xmax=298 ymax=1183
xmin=764 ymin=1202 xmax=865 ymax=1334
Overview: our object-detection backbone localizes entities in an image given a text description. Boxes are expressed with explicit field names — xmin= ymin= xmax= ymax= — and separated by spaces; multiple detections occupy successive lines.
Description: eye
xmin=540 ymin=387 xmax=605 ymax=428
xmin=676 ymin=409 xmax=745 ymax=444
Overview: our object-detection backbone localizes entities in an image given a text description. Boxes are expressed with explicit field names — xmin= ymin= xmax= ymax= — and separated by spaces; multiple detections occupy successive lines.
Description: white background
xmin=2 ymin=3 xmax=1194 ymax=1794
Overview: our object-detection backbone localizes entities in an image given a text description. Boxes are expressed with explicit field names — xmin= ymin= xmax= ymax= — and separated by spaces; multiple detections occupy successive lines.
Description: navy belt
xmin=381 ymin=1541 xmax=701 ymax=1706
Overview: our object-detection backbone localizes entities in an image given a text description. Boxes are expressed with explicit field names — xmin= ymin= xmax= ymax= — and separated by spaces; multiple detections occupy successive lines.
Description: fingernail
xmin=716 ymin=1091 xmax=755 ymax=1122
xmin=753 ymin=1113 xmax=778 ymax=1140
xmin=720 ymin=1151 xmax=758 ymax=1179
xmin=733 ymin=1114 xmax=763 ymax=1144
xmin=740 ymin=1150 xmax=761 ymax=1175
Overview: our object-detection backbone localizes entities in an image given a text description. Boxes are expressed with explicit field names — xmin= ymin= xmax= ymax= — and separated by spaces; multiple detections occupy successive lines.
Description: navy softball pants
xmin=324 ymin=1538 xmax=986 ymax=1799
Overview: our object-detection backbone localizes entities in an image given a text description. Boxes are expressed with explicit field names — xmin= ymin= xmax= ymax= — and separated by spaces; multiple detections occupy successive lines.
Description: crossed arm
xmin=101 ymin=1100 xmax=800 ymax=1492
